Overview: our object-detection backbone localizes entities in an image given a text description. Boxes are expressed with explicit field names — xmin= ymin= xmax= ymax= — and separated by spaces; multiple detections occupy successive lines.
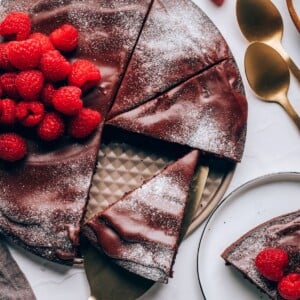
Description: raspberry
xmin=52 ymin=86 xmax=83 ymax=115
xmin=69 ymin=59 xmax=101 ymax=92
xmin=0 ymin=43 xmax=14 ymax=71
xmin=49 ymin=24 xmax=78 ymax=52
xmin=255 ymin=248 xmax=289 ymax=281
xmin=29 ymin=32 xmax=54 ymax=54
xmin=16 ymin=70 xmax=44 ymax=100
xmin=41 ymin=83 xmax=56 ymax=107
xmin=0 ymin=133 xmax=27 ymax=162
xmin=40 ymin=50 xmax=71 ymax=82
xmin=7 ymin=39 xmax=42 ymax=70
xmin=16 ymin=101 xmax=44 ymax=127
xmin=0 ymin=99 xmax=16 ymax=125
xmin=278 ymin=274 xmax=300 ymax=300
xmin=37 ymin=112 xmax=65 ymax=141
xmin=69 ymin=108 xmax=101 ymax=139
xmin=0 ymin=73 xmax=19 ymax=99
xmin=211 ymin=0 xmax=224 ymax=6
xmin=0 ymin=12 xmax=31 ymax=41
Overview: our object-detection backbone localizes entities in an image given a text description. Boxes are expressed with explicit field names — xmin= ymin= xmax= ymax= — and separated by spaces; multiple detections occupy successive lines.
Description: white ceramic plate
xmin=197 ymin=172 xmax=300 ymax=300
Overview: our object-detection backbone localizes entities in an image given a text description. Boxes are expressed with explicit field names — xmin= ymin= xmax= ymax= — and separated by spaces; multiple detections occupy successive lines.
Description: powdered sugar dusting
xmin=143 ymin=0 xmax=224 ymax=64
xmin=134 ymin=105 xmax=235 ymax=158
xmin=267 ymin=216 xmax=300 ymax=248
xmin=0 ymin=152 xmax=95 ymax=262
xmin=87 ymin=140 xmax=175 ymax=220
xmin=118 ymin=174 xmax=186 ymax=211
xmin=103 ymin=171 xmax=188 ymax=247
xmin=116 ymin=241 xmax=173 ymax=272
xmin=89 ymin=151 xmax=197 ymax=281
xmin=0 ymin=0 xmax=153 ymax=262
xmin=223 ymin=211 xmax=300 ymax=298
xmin=116 ymin=243 xmax=173 ymax=282
xmin=117 ymin=260 xmax=168 ymax=282
xmin=111 ymin=0 xmax=230 ymax=117
xmin=185 ymin=108 xmax=236 ymax=158
xmin=110 ymin=59 xmax=246 ymax=161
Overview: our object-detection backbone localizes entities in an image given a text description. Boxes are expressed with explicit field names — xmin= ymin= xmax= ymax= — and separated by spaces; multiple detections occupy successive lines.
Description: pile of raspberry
xmin=255 ymin=248 xmax=300 ymax=300
xmin=0 ymin=12 xmax=102 ymax=162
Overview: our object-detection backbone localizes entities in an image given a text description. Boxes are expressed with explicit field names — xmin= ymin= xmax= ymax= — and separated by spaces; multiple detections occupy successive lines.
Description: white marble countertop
xmin=9 ymin=0 xmax=300 ymax=299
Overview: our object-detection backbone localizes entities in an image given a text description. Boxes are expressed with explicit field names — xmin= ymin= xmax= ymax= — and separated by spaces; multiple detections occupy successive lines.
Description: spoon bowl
xmin=245 ymin=42 xmax=290 ymax=102
xmin=236 ymin=0 xmax=283 ymax=43
xmin=237 ymin=0 xmax=300 ymax=81
xmin=245 ymin=42 xmax=300 ymax=130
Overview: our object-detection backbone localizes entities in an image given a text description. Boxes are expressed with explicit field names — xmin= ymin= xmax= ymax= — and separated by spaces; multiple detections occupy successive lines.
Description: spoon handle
xmin=280 ymin=98 xmax=300 ymax=131
xmin=271 ymin=42 xmax=300 ymax=83
xmin=286 ymin=57 xmax=300 ymax=83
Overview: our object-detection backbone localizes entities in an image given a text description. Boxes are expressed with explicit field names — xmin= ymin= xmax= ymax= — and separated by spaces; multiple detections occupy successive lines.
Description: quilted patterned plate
xmin=86 ymin=130 xmax=235 ymax=235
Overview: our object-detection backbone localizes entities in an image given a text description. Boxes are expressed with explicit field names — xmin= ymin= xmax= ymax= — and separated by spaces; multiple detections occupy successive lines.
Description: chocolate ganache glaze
xmin=0 ymin=0 xmax=152 ymax=264
xmin=83 ymin=150 xmax=199 ymax=282
xmin=221 ymin=210 xmax=300 ymax=300
xmin=0 ymin=0 xmax=248 ymax=267
xmin=108 ymin=0 xmax=231 ymax=119
xmin=107 ymin=59 xmax=247 ymax=162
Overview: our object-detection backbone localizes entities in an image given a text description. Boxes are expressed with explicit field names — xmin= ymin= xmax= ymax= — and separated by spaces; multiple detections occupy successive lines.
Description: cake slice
xmin=0 ymin=0 xmax=152 ymax=264
xmin=83 ymin=150 xmax=200 ymax=282
xmin=221 ymin=210 xmax=300 ymax=299
xmin=28 ymin=0 xmax=153 ymax=117
xmin=107 ymin=59 xmax=247 ymax=162
xmin=108 ymin=0 xmax=230 ymax=119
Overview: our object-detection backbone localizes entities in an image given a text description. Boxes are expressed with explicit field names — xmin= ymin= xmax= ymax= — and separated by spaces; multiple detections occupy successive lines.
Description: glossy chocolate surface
xmin=222 ymin=210 xmax=300 ymax=300
xmin=83 ymin=150 xmax=199 ymax=282
xmin=108 ymin=59 xmax=247 ymax=162
xmin=0 ymin=0 xmax=151 ymax=264
xmin=108 ymin=0 xmax=230 ymax=119
xmin=0 ymin=0 xmax=247 ymax=266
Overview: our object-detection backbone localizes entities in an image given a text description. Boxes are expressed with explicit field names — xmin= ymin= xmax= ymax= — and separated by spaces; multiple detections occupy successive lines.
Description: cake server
xmin=245 ymin=42 xmax=300 ymax=131
xmin=236 ymin=0 xmax=300 ymax=82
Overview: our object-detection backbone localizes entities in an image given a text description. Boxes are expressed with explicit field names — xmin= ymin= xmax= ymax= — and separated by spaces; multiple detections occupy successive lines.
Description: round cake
xmin=0 ymin=0 xmax=247 ymax=276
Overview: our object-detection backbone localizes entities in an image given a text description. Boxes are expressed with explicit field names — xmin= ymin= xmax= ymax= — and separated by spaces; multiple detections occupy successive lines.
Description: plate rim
xmin=196 ymin=171 xmax=300 ymax=299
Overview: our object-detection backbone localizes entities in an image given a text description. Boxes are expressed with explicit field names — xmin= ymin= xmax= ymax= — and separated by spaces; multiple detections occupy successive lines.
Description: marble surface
xmin=8 ymin=0 xmax=300 ymax=299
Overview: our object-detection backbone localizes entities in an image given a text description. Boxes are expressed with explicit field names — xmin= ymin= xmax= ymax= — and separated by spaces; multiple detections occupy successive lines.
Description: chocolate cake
xmin=83 ymin=150 xmax=200 ymax=282
xmin=0 ymin=0 xmax=152 ymax=264
xmin=107 ymin=59 xmax=247 ymax=162
xmin=0 ymin=0 xmax=247 ymax=270
xmin=108 ymin=0 xmax=230 ymax=119
xmin=221 ymin=210 xmax=300 ymax=299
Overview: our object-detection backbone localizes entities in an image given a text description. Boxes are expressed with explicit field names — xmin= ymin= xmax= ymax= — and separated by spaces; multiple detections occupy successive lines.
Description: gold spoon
xmin=245 ymin=42 xmax=300 ymax=130
xmin=236 ymin=0 xmax=300 ymax=82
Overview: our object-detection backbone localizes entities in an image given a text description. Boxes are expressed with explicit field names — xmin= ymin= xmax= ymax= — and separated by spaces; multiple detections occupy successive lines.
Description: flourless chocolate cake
xmin=107 ymin=0 xmax=231 ymax=119
xmin=83 ymin=150 xmax=200 ymax=282
xmin=0 ymin=0 xmax=152 ymax=264
xmin=221 ymin=210 xmax=300 ymax=299
xmin=107 ymin=59 xmax=247 ymax=162
xmin=0 ymin=0 xmax=247 ymax=280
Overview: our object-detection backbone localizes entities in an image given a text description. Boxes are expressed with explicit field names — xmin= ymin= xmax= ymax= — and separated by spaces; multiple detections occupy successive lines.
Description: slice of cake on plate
xmin=221 ymin=210 xmax=300 ymax=300
xmin=83 ymin=150 xmax=200 ymax=282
